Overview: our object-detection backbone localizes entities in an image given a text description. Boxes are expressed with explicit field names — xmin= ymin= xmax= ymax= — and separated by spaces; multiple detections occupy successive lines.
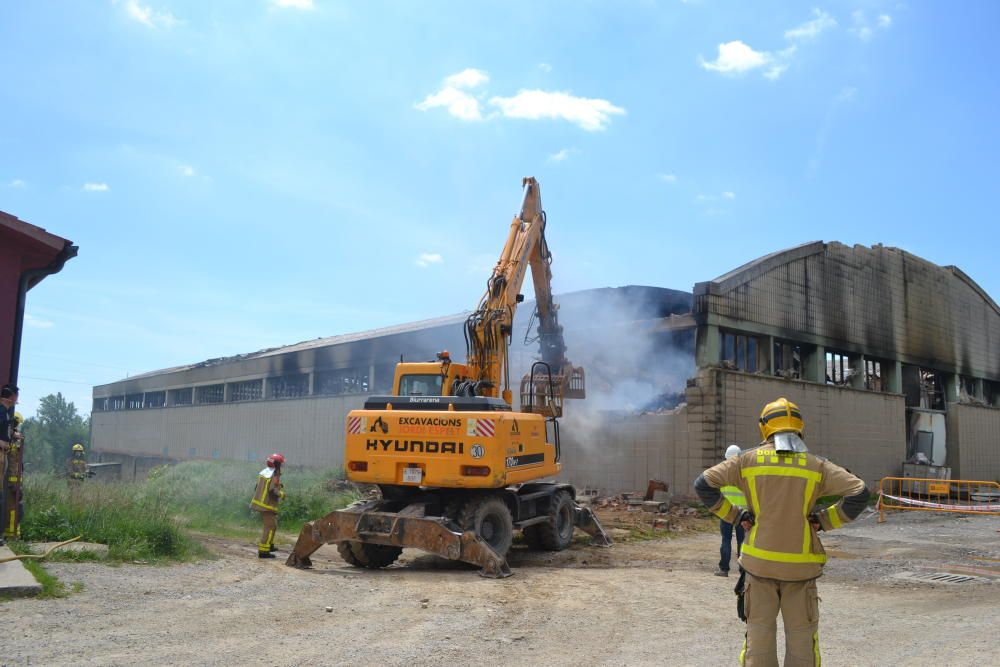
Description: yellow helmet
xmin=72 ymin=443 xmax=85 ymax=453
xmin=758 ymin=397 xmax=804 ymax=441
xmin=13 ymin=412 xmax=23 ymax=425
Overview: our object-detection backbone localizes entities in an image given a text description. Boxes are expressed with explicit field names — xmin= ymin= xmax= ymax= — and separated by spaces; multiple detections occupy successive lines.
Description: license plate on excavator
xmin=403 ymin=467 xmax=423 ymax=484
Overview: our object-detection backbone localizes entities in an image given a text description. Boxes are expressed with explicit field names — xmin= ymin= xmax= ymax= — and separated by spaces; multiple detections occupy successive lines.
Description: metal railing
xmin=877 ymin=477 xmax=1000 ymax=522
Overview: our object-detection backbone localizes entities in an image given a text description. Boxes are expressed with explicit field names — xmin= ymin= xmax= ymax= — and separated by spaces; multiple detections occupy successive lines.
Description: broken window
xmin=109 ymin=395 xmax=126 ymax=411
xmin=269 ymin=373 xmax=309 ymax=399
xmin=315 ymin=368 xmax=370 ymax=395
xmin=773 ymin=341 xmax=802 ymax=379
xmin=720 ymin=331 xmax=759 ymax=373
xmin=825 ymin=351 xmax=853 ymax=385
xmin=959 ymin=376 xmax=977 ymax=401
xmin=195 ymin=384 xmax=224 ymax=404
xmin=864 ymin=359 xmax=884 ymax=392
xmin=372 ymin=363 xmax=396 ymax=394
xmin=916 ymin=369 xmax=944 ymax=410
xmin=144 ymin=391 xmax=165 ymax=408
xmin=170 ymin=387 xmax=193 ymax=406
xmin=984 ymin=381 xmax=999 ymax=407
xmin=93 ymin=397 xmax=108 ymax=412
xmin=228 ymin=379 xmax=263 ymax=402
xmin=126 ymin=393 xmax=144 ymax=410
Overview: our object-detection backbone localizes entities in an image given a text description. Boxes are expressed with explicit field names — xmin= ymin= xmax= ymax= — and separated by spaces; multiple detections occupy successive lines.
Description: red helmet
xmin=266 ymin=453 xmax=285 ymax=467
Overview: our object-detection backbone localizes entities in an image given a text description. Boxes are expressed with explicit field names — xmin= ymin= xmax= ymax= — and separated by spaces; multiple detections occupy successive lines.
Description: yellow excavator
xmin=286 ymin=177 xmax=610 ymax=577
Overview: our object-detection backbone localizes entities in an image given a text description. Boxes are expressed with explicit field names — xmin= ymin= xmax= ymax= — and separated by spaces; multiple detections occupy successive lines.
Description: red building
xmin=0 ymin=211 xmax=78 ymax=386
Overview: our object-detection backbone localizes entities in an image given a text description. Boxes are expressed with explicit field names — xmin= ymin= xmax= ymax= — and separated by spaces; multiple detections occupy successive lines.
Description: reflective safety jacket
xmin=720 ymin=485 xmax=747 ymax=508
xmin=250 ymin=467 xmax=284 ymax=513
xmin=68 ymin=458 xmax=88 ymax=481
xmin=699 ymin=444 xmax=869 ymax=581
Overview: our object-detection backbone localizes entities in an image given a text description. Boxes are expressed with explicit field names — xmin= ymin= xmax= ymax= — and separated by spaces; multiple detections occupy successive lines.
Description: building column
xmin=223 ymin=383 xmax=231 ymax=402
xmin=767 ymin=335 xmax=775 ymax=375
xmin=943 ymin=373 xmax=960 ymax=403
xmin=850 ymin=354 xmax=866 ymax=389
xmin=805 ymin=345 xmax=826 ymax=383
xmin=973 ymin=378 xmax=984 ymax=401
xmin=696 ymin=324 xmax=721 ymax=368
xmin=886 ymin=360 xmax=903 ymax=394
xmin=307 ymin=371 xmax=315 ymax=396
xmin=368 ymin=363 xmax=376 ymax=394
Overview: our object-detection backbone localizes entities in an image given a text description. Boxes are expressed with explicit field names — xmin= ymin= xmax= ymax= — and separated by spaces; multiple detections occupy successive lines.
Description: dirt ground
xmin=5 ymin=509 xmax=998 ymax=666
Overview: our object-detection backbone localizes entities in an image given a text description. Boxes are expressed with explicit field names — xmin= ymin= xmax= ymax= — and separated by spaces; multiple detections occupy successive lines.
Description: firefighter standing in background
xmin=68 ymin=444 xmax=89 ymax=482
xmin=4 ymin=412 xmax=25 ymax=540
xmin=694 ymin=397 xmax=870 ymax=667
xmin=251 ymin=453 xmax=285 ymax=559
xmin=715 ymin=444 xmax=746 ymax=577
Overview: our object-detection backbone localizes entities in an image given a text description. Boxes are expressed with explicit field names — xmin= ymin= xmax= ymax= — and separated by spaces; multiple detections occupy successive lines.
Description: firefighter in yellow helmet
xmin=250 ymin=453 xmax=285 ymax=558
xmin=3 ymin=412 xmax=25 ymax=540
xmin=68 ymin=443 xmax=88 ymax=482
xmin=694 ymin=397 xmax=870 ymax=667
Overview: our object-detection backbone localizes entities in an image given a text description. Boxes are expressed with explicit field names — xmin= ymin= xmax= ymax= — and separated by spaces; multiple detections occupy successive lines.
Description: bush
xmin=18 ymin=462 xmax=358 ymax=562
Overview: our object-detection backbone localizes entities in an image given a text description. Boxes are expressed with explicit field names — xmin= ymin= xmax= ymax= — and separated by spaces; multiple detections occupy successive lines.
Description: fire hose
xmin=0 ymin=536 xmax=83 ymax=563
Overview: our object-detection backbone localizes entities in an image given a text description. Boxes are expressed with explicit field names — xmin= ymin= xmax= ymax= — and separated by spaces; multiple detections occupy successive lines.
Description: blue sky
xmin=2 ymin=1 xmax=998 ymax=417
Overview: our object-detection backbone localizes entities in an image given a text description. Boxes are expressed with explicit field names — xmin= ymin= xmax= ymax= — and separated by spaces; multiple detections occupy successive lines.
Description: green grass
xmin=20 ymin=559 xmax=68 ymax=598
xmin=17 ymin=462 xmax=359 ymax=563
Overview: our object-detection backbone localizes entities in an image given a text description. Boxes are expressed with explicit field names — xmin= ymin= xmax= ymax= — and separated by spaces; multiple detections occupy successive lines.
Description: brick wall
xmin=946 ymin=403 xmax=1000 ymax=481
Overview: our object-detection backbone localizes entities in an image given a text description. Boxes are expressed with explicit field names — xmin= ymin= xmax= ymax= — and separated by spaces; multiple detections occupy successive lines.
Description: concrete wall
xmin=946 ymin=403 xmax=1000 ymax=481
xmin=711 ymin=370 xmax=907 ymax=487
xmin=92 ymin=394 xmax=367 ymax=468
xmin=558 ymin=409 xmax=694 ymax=495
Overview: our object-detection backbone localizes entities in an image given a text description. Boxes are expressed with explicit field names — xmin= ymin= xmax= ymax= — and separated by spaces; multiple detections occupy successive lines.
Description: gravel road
xmin=4 ymin=510 xmax=998 ymax=666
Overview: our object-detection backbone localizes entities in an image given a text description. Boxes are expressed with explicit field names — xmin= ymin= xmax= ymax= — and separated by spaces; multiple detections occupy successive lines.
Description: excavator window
xmin=398 ymin=374 xmax=444 ymax=397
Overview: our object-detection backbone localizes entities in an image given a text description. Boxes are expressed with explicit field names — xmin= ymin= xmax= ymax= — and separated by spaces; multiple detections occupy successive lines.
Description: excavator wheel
xmin=336 ymin=541 xmax=403 ymax=569
xmin=524 ymin=490 xmax=576 ymax=551
xmin=458 ymin=495 xmax=514 ymax=558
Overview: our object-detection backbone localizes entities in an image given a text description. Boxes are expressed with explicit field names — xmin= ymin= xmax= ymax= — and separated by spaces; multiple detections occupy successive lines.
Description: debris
xmin=644 ymin=480 xmax=668 ymax=501
xmin=325 ymin=606 xmax=333 ymax=613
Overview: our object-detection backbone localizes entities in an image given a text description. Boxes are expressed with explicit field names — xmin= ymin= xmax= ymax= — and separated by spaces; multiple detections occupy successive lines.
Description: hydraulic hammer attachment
xmin=285 ymin=501 xmax=513 ymax=579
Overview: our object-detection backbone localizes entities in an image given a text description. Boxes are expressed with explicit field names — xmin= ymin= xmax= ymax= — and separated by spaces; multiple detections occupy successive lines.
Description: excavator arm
xmin=463 ymin=177 xmax=584 ymax=416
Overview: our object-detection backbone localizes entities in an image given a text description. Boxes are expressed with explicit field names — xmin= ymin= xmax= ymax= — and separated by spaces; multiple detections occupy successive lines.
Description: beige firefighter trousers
xmin=257 ymin=511 xmax=277 ymax=553
xmin=740 ymin=573 xmax=821 ymax=667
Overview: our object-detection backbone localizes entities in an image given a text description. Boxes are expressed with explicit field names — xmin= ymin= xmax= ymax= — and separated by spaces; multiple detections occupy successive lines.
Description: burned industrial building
xmin=92 ymin=242 xmax=1000 ymax=490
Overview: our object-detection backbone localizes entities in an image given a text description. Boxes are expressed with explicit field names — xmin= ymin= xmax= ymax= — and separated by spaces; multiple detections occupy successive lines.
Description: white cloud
xmin=180 ymin=165 xmax=195 ymax=177
xmin=82 ymin=182 xmax=109 ymax=192
xmin=538 ymin=63 xmax=552 ymax=73
xmin=271 ymin=0 xmax=314 ymax=8
xmin=4 ymin=179 xmax=25 ymax=188
xmin=701 ymin=40 xmax=771 ymax=74
xmin=764 ymin=64 xmax=789 ymax=81
xmin=123 ymin=1 xmax=180 ymax=29
xmin=415 ymin=253 xmax=444 ymax=268
xmin=489 ymin=90 xmax=625 ymax=132
xmin=445 ymin=68 xmax=489 ymax=89
xmin=658 ymin=173 xmax=677 ymax=183
xmin=25 ymin=313 xmax=54 ymax=329
xmin=722 ymin=191 xmax=736 ymax=200
xmin=415 ymin=69 xmax=489 ymax=121
xmin=418 ymin=69 xmax=624 ymax=131
xmin=784 ymin=9 xmax=837 ymax=41
xmin=851 ymin=10 xmax=891 ymax=40
xmin=548 ymin=148 xmax=574 ymax=163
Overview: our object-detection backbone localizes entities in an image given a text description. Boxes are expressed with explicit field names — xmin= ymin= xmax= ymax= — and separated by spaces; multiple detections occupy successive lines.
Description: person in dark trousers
xmin=694 ymin=397 xmax=870 ymax=666
xmin=715 ymin=444 xmax=746 ymax=577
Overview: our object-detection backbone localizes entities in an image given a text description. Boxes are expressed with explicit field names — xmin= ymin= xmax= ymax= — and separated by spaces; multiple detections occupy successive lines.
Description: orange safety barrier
xmin=877 ymin=477 xmax=1000 ymax=522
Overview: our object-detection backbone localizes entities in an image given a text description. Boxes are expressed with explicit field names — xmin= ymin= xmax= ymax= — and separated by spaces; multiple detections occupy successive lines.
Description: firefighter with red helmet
xmin=250 ymin=453 xmax=285 ymax=558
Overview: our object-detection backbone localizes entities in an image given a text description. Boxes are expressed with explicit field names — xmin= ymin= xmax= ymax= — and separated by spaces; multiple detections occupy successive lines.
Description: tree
xmin=21 ymin=393 xmax=90 ymax=474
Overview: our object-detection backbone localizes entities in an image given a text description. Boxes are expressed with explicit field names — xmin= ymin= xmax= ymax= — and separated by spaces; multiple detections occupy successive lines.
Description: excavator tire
xmin=526 ymin=490 xmax=576 ymax=551
xmin=458 ymin=495 xmax=514 ymax=558
xmin=336 ymin=541 xmax=402 ymax=569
